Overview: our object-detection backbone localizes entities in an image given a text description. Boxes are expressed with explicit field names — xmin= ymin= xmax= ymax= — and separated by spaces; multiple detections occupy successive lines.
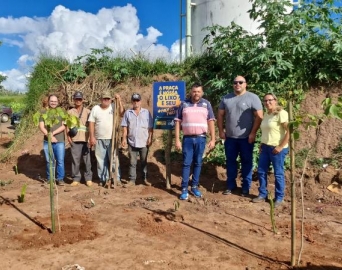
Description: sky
xmin=0 ymin=0 xmax=185 ymax=92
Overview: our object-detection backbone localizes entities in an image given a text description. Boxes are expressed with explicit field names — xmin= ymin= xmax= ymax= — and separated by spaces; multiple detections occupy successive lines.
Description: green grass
xmin=0 ymin=95 xmax=26 ymax=107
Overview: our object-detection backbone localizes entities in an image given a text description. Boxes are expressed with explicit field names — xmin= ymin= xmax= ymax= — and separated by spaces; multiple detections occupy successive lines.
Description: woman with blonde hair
xmin=252 ymin=93 xmax=289 ymax=207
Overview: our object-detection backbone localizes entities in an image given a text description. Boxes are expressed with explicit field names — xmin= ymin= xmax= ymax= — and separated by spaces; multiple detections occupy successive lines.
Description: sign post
xmin=153 ymin=81 xmax=185 ymax=189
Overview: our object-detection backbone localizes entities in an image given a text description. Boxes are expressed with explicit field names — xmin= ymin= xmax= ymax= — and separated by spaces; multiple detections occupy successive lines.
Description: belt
xmin=183 ymin=133 xmax=206 ymax=138
xmin=261 ymin=143 xmax=276 ymax=147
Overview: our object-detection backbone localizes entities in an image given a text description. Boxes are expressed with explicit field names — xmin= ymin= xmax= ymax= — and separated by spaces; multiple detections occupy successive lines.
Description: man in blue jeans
xmin=175 ymin=83 xmax=216 ymax=200
xmin=217 ymin=76 xmax=263 ymax=196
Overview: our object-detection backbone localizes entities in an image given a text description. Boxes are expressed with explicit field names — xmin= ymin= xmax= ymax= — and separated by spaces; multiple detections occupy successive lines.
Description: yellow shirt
xmin=260 ymin=109 xmax=288 ymax=147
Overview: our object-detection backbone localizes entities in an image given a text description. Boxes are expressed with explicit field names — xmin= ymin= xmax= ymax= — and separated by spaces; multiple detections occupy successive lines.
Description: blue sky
xmin=0 ymin=0 xmax=184 ymax=91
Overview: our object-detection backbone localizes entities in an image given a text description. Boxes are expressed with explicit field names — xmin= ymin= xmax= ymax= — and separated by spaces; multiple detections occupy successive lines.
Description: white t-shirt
xmin=88 ymin=105 xmax=113 ymax=139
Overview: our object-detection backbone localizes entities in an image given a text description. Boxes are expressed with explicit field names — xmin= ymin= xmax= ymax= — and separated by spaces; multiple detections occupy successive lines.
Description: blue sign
xmin=153 ymin=81 xmax=185 ymax=130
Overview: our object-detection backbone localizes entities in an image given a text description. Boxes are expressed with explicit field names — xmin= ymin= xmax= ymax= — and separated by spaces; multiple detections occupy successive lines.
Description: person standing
xmin=39 ymin=94 xmax=66 ymax=186
xmin=88 ymin=92 xmax=124 ymax=186
xmin=67 ymin=91 xmax=93 ymax=187
xmin=121 ymin=93 xmax=153 ymax=186
xmin=252 ymin=93 xmax=289 ymax=207
xmin=217 ymin=76 xmax=263 ymax=196
xmin=175 ymin=83 xmax=216 ymax=200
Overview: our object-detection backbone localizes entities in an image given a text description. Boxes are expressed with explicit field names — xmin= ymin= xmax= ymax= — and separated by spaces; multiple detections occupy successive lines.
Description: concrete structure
xmin=188 ymin=0 xmax=294 ymax=55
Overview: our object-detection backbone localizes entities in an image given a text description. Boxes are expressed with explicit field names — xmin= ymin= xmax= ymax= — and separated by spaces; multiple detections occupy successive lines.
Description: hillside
xmin=0 ymin=85 xmax=341 ymax=269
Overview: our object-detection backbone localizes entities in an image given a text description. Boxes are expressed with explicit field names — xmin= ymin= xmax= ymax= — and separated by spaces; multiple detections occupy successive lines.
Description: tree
xmin=33 ymin=108 xmax=79 ymax=233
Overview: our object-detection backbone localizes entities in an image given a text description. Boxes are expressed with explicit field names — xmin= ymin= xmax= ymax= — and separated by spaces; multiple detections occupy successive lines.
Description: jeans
xmin=224 ymin=137 xmax=254 ymax=192
xmin=43 ymin=141 xmax=65 ymax=181
xmin=70 ymin=142 xmax=92 ymax=182
xmin=95 ymin=139 xmax=120 ymax=182
xmin=128 ymin=145 xmax=148 ymax=182
xmin=257 ymin=144 xmax=289 ymax=201
xmin=181 ymin=136 xmax=206 ymax=189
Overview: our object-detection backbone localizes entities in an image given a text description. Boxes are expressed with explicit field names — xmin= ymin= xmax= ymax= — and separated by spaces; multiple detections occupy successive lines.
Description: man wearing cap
xmin=67 ymin=91 xmax=93 ymax=187
xmin=88 ymin=91 xmax=124 ymax=186
xmin=121 ymin=93 xmax=153 ymax=186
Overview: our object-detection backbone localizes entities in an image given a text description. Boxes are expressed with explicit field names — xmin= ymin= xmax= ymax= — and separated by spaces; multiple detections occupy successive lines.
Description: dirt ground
xmin=1 ymin=89 xmax=342 ymax=270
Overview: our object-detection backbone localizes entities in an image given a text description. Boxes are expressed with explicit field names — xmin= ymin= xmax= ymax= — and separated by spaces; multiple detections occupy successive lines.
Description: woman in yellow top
xmin=252 ymin=93 xmax=289 ymax=207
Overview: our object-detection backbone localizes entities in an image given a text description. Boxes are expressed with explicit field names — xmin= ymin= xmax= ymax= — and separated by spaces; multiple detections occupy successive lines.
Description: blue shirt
xmin=121 ymin=108 xmax=153 ymax=148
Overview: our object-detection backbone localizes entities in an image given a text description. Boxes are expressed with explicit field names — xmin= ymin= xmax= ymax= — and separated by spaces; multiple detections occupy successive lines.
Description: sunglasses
xmin=132 ymin=99 xmax=140 ymax=102
xmin=233 ymin=81 xmax=245 ymax=85
xmin=102 ymin=98 xmax=111 ymax=100
xmin=74 ymin=98 xmax=83 ymax=101
xmin=263 ymin=99 xmax=275 ymax=103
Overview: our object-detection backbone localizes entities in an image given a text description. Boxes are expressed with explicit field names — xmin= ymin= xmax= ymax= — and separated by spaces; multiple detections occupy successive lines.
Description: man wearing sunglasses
xmin=217 ymin=76 xmax=263 ymax=196
xmin=67 ymin=91 xmax=93 ymax=187
xmin=121 ymin=93 xmax=153 ymax=187
xmin=88 ymin=91 xmax=125 ymax=187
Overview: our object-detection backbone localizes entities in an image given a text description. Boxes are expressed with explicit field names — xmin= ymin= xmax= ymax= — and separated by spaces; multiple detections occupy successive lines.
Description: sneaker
xmin=86 ymin=180 xmax=93 ymax=187
xmin=222 ymin=189 xmax=232 ymax=195
xmin=143 ymin=179 xmax=152 ymax=186
xmin=191 ymin=186 xmax=202 ymax=198
xmin=252 ymin=196 xmax=266 ymax=203
xmin=70 ymin=181 xmax=79 ymax=187
xmin=57 ymin=180 xmax=65 ymax=186
xmin=98 ymin=181 xmax=105 ymax=187
xmin=274 ymin=200 xmax=283 ymax=208
xmin=179 ymin=189 xmax=188 ymax=200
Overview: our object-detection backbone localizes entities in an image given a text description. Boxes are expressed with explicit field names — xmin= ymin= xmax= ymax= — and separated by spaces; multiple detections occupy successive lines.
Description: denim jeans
xmin=128 ymin=145 xmax=148 ymax=182
xmin=224 ymin=137 xmax=254 ymax=192
xmin=95 ymin=139 xmax=120 ymax=182
xmin=43 ymin=141 xmax=65 ymax=181
xmin=257 ymin=144 xmax=289 ymax=201
xmin=181 ymin=136 xmax=206 ymax=189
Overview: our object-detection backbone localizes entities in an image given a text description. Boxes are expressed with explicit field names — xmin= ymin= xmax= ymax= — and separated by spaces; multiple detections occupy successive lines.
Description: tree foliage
xmin=190 ymin=0 xmax=342 ymax=103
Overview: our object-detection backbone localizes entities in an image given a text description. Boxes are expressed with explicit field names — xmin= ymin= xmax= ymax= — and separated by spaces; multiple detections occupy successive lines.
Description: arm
xmin=121 ymin=126 xmax=128 ymax=148
xmin=217 ymin=109 xmax=226 ymax=139
xmin=249 ymin=109 xmax=263 ymax=143
xmin=174 ymin=120 xmax=182 ymax=151
xmin=273 ymin=122 xmax=290 ymax=154
xmin=147 ymin=128 xmax=153 ymax=147
xmin=39 ymin=121 xmax=48 ymax=136
xmin=207 ymin=120 xmax=216 ymax=150
xmin=88 ymin=121 xmax=96 ymax=147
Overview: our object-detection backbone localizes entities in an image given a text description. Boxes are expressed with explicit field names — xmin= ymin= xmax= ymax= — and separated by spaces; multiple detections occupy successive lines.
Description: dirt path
xmin=0 ymin=129 xmax=342 ymax=270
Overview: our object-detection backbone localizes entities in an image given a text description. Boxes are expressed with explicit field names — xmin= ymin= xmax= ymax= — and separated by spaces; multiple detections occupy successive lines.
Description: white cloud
xmin=0 ymin=4 xmax=181 ymax=92
xmin=1 ymin=69 xmax=28 ymax=92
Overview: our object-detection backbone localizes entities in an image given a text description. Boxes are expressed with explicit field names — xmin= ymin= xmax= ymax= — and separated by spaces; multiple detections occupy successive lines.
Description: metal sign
xmin=153 ymin=81 xmax=185 ymax=129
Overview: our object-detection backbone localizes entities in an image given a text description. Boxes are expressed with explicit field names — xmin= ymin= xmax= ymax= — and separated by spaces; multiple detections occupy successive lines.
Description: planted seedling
xmin=18 ymin=183 xmax=27 ymax=203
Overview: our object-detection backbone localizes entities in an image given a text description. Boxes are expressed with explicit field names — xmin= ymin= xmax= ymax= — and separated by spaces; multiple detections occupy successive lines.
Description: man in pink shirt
xmin=175 ymin=83 xmax=216 ymax=200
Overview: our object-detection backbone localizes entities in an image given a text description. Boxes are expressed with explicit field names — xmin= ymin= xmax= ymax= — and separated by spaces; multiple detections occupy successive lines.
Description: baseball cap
xmin=131 ymin=93 xmax=141 ymax=101
xmin=73 ymin=91 xmax=83 ymax=99
xmin=101 ymin=91 xmax=112 ymax=99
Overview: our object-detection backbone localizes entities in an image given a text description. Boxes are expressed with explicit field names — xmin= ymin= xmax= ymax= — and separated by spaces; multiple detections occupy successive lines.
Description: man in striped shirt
xmin=175 ymin=83 xmax=216 ymax=200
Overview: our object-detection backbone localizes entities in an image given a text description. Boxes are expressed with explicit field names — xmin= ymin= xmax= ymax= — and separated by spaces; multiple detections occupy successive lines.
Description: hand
xmin=67 ymin=136 xmax=73 ymax=145
xmin=219 ymin=130 xmax=226 ymax=140
xmin=175 ymin=140 xmax=182 ymax=151
xmin=89 ymin=137 xmax=96 ymax=147
xmin=146 ymin=137 xmax=152 ymax=147
xmin=207 ymin=140 xmax=215 ymax=150
xmin=248 ymin=132 xmax=256 ymax=143
xmin=51 ymin=136 xmax=58 ymax=143
xmin=114 ymin=94 xmax=121 ymax=100
xmin=272 ymin=146 xmax=283 ymax=155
